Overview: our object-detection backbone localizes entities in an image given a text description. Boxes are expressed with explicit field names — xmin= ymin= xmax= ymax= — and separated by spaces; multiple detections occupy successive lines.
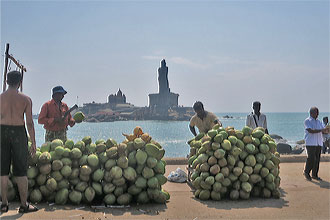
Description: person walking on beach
xmin=0 ymin=71 xmax=38 ymax=213
xmin=38 ymin=86 xmax=75 ymax=143
xmin=303 ymin=107 xmax=327 ymax=181
xmin=322 ymin=117 xmax=329 ymax=154
xmin=189 ymin=101 xmax=222 ymax=136
xmin=246 ymin=101 xmax=269 ymax=134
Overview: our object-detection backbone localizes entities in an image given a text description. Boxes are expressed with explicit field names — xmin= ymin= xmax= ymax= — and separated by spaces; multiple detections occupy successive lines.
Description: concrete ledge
xmin=280 ymin=154 xmax=330 ymax=163
xmin=164 ymin=155 xmax=330 ymax=165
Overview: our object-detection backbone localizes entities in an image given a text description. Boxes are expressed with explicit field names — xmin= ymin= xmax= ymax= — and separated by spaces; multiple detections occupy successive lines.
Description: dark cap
xmin=52 ymin=86 xmax=67 ymax=95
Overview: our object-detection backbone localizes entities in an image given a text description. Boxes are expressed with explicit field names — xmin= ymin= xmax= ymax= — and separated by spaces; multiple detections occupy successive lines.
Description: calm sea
xmin=33 ymin=112 xmax=329 ymax=157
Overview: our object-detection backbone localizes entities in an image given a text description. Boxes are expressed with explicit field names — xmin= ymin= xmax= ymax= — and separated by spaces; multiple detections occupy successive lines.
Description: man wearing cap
xmin=38 ymin=86 xmax=75 ymax=143
xmin=246 ymin=101 xmax=269 ymax=134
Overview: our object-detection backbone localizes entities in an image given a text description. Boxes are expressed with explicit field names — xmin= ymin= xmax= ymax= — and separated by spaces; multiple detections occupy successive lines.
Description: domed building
xmin=108 ymin=88 xmax=127 ymax=105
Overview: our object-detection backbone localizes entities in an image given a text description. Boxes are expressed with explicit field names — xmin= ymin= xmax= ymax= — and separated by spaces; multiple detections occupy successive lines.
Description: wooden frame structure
xmin=2 ymin=43 xmax=27 ymax=92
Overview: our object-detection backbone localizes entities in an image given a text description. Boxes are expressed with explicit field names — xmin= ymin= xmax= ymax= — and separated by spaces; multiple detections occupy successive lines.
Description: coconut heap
xmin=188 ymin=125 xmax=281 ymax=200
xmin=5 ymin=127 xmax=169 ymax=206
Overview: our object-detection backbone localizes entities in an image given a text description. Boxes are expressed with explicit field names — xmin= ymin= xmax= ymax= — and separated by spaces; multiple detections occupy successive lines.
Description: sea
xmin=33 ymin=112 xmax=329 ymax=158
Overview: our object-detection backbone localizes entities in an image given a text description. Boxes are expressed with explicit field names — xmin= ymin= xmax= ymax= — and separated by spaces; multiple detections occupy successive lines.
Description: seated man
xmin=189 ymin=101 xmax=222 ymax=136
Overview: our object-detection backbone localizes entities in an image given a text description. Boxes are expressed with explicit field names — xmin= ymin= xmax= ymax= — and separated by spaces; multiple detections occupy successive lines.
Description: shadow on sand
xmin=311 ymin=179 xmax=330 ymax=189
xmin=0 ymin=201 xmax=168 ymax=219
xmin=192 ymin=188 xmax=289 ymax=210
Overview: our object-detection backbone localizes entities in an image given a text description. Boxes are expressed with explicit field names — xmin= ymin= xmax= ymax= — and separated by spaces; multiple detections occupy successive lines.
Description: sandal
xmin=18 ymin=203 xmax=38 ymax=213
xmin=1 ymin=203 xmax=9 ymax=213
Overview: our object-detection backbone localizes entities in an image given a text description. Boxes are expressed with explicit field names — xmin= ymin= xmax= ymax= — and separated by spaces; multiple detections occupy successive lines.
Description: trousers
xmin=304 ymin=145 xmax=322 ymax=177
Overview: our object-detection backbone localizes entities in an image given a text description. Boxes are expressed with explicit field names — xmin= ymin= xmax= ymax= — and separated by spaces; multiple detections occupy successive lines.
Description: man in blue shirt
xmin=303 ymin=107 xmax=327 ymax=181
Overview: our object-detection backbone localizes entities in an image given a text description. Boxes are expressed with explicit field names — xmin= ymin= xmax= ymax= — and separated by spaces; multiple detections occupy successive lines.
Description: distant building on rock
xmin=148 ymin=59 xmax=179 ymax=109
xmin=108 ymin=89 xmax=127 ymax=105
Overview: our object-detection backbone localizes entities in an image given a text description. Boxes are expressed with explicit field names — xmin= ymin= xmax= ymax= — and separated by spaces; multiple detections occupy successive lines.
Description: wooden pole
xmin=3 ymin=43 xmax=9 ymax=92
xmin=20 ymin=68 xmax=24 ymax=92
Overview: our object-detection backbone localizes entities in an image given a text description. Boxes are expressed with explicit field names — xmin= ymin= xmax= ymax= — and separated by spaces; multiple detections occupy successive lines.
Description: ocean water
xmin=33 ymin=112 xmax=329 ymax=157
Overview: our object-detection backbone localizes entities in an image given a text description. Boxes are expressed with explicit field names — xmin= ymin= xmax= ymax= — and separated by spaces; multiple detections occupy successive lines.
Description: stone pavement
xmin=1 ymin=162 xmax=329 ymax=219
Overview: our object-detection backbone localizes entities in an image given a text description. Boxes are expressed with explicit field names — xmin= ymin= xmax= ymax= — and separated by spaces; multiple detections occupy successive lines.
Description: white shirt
xmin=246 ymin=113 xmax=267 ymax=129
xmin=304 ymin=117 xmax=324 ymax=146
xmin=322 ymin=122 xmax=329 ymax=141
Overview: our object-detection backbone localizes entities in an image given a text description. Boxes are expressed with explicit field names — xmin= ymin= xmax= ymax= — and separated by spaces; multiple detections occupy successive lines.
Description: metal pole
xmin=3 ymin=43 xmax=9 ymax=92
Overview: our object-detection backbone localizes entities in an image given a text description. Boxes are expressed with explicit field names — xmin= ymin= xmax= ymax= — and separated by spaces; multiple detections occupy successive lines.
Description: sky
xmin=1 ymin=0 xmax=329 ymax=114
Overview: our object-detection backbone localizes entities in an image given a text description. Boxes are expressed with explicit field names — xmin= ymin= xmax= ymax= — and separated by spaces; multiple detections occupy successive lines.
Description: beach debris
xmin=167 ymin=167 xmax=187 ymax=182
xmin=69 ymin=214 xmax=83 ymax=217
xmin=91 ymin=205 xmax=106 ymax=209
xmin=75 ymin=206 xmax=85 ymax=210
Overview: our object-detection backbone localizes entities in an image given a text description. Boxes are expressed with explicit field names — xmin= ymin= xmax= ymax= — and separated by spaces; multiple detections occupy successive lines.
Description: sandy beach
xmin=1 ymin=156 xmax=329 ymax=220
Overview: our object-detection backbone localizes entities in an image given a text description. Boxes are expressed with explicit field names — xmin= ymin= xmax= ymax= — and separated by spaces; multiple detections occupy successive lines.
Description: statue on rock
xmin=158 ymin=59 xmax=170 ymax=94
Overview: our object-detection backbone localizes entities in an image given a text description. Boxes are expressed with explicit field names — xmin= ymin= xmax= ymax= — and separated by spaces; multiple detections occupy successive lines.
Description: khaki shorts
xmin=45 ymin=129 xmax=67 ymax=143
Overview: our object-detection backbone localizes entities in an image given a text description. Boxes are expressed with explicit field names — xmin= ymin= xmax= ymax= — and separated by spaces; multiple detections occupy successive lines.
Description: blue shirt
xmin=304 ymin=117 xmax=324 ymax=146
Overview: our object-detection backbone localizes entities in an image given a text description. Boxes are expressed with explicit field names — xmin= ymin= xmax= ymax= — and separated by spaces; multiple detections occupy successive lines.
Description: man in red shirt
xmin=38 ymin=86 xmax=75 ymax=143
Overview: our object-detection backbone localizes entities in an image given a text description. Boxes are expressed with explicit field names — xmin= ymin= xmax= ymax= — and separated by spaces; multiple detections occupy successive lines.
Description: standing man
xmin=38 ymin=86 xmax=75 ymax=143
xmin=246 ymin=101 xmax=269 ymax=134
xmin=0 ymin=71 xmax=38 ymax=213
xmin=322 ymin=117 xmax=329 ymax=154
xmin=189 ymin=101 xmax=222 ymax=136
xmin=303 ymin=107 xmax=326 ymax=181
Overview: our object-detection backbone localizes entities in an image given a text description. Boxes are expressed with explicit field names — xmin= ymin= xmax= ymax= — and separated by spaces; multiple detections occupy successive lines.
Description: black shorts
xmin=1 ymin=125 xmax=28 ymax=176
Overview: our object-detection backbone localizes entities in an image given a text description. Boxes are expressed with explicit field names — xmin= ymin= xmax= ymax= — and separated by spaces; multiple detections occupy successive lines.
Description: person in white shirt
xmin=322 ymin=117 xmax=329 ymax=154
xmin=246 ymin=101 xmax=269 ymax=134
xmin=303 ymin=107 xmax=327 ymax=181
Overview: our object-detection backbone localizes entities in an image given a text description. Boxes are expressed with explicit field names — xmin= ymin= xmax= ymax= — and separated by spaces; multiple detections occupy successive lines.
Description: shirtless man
xmin=0 ymin=71 xmax=38 ymax=213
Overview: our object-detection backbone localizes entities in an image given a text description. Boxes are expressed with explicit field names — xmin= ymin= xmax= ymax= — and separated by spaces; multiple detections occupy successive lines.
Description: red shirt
xmin=38 ymin=99 xmax=75 ymax=131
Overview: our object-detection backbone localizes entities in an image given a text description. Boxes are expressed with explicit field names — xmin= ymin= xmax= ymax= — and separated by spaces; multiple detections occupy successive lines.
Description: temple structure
xmin=148 ymin=59 xmax=179 ymax=109
xmin=79 ymin=60 xmax=194 ymax=121
xmin=108 ymin=89 xmax=126 ymax=105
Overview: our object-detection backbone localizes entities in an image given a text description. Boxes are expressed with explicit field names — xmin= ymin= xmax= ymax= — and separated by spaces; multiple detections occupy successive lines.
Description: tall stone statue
xmin=158 ymin=59 xmax=170 ymax=94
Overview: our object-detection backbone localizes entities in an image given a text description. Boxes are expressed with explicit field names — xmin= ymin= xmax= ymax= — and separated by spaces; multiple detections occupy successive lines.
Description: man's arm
xmin=38 ymin=103 xmax=54 ymax=126
xmin=246 ymin=115 xmax=251 ymax=127
xmin=264 ymin=116 xmax=269 ymax=134
xmin=305 ymin=119 xmax=325 ymax=134
xmin=189 ymin=125 xmax=197 ymax=136
xmin=306 ymin=128 xmax=324 ymax=133
xmin=67 ymin=113 xmax=75 ymax=127
xmin=214 ymin=119 xmax=222 ymax=127
xmin=25 ymin=97 xmax=36 ymax=156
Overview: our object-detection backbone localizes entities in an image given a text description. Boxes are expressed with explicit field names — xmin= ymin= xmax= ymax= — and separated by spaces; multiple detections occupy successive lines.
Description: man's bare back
xmin=0 ymin=88 xmax=32 ymax=126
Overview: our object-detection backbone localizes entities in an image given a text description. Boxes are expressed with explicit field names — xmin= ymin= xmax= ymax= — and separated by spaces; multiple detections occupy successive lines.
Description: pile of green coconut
xmin=5 ymin=127 xmax=170 ymax=206
xmin=188 ymin=125 xmax=281 ymax=200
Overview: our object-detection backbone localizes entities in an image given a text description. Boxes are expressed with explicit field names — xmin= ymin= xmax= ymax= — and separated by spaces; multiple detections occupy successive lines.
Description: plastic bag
xmin=167 ymin=167 xmax=187 ymax=183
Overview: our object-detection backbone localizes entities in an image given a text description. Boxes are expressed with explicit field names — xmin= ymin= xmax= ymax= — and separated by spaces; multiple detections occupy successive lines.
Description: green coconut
xmin=73 ymin=111 xmax=85 ymax=123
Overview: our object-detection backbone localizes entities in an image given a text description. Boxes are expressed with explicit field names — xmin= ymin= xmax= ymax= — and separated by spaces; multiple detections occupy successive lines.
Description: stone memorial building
xmin=148 ymin=59 xmax=179 ymax=109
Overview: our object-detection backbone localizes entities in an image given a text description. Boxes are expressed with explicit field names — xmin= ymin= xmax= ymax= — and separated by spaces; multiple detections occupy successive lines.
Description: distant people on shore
xmin=246 ymin=101 xmax=269 ymax=134
xmin=303 ymin=107 xmax=327 ymax=181
xmin=189 ymin=101 xmax=222 ymax=136
xmin=0 ymin=71 xmax=38 ymax=213
xmin=322 ymin=116 xmax=329 ymax=154
xmin=38 ymin=86 xmax=76 ymax=143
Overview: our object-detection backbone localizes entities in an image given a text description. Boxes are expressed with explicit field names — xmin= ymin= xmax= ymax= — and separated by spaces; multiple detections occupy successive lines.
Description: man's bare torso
xmin=0 ymin=88 xmax=30 ymax=126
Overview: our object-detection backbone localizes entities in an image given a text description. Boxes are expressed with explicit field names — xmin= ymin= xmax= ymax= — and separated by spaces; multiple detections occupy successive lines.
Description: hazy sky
xmin=1 ymin=0 xmax=329 ymax=114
